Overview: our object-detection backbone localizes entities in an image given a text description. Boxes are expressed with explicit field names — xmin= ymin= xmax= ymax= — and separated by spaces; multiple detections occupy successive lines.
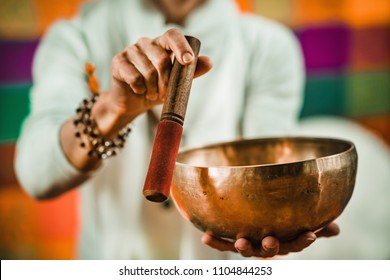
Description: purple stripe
xmin=296 ymin=24 xmax=350 ymax=74
xmin=0 ymin=39 xmax=40 ymax=84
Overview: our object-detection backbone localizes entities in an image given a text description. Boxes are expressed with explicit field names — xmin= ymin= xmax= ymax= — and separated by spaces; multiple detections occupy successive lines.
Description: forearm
xmin=15 ymin=116 xmax=91 ymax=199
xmin=15 ymin=92 xmax=132 ymax=199
xmin=60 ymin=87 xmax=143 ymax=172
xmin=60 ymin=119 xmax=101 ymax=172
xmin=60 ymin=90 xmax=138 ymax=172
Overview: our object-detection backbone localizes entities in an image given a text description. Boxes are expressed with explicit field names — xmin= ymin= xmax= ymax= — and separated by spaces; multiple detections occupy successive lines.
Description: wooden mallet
xmin=143 ymin=36 xmax=201 ymax=202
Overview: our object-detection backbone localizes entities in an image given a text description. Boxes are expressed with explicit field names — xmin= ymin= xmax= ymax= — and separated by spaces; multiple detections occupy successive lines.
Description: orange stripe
xmin=235 ymin=0 xmax=256 ymax=13
xmin=32 ymin=0 xmax=86 ymax=35
xmin=0 ymin=144 xmax=18 ymax=187
xmin=292 ymin=0 xmax=390 ymax=27
xmin=0 ymin=185 xmax=79 ymax=259
xmin=357 ymin=114 xmax=390 ymax=148
xmin=344 ymin=0 xmax=390 ymax=27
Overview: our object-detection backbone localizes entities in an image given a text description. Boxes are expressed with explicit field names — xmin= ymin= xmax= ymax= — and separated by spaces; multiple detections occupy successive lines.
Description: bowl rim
xmin=176 ymin=136 xmax=356 ymax=169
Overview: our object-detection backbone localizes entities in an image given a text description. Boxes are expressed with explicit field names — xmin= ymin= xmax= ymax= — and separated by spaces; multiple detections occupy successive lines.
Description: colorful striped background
xmin=0 ymin=0 xmax=389 ymax=259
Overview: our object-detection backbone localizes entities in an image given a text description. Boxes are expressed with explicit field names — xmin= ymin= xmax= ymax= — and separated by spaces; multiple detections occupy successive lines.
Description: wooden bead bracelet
xmin=73 ymin=63 xmax=132 ymax=160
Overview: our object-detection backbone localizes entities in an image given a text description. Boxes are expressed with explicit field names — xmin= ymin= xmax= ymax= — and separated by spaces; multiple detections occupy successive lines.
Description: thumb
xmin=194 ymin=56 xmax=213 ymax=78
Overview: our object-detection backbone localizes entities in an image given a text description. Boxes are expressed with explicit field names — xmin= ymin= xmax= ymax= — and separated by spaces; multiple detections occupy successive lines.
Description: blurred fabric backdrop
xmin=0 ymin=0 xmax=389 ymax=259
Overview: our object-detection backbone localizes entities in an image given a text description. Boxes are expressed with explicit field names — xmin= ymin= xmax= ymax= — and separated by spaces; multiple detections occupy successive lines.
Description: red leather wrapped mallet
xmin=143 ymin=36 xmax=201 ymax=202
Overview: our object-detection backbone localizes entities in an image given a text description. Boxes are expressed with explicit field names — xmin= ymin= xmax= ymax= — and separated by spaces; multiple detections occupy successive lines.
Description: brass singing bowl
xmin=171 ymin=137 xmax=357 ymax=243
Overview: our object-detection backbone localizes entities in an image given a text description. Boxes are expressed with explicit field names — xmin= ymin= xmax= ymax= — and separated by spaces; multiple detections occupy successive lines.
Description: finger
xmin=111 ymin=54 xmax=146 ymax=94
xmin=155 ymin=28 xmax=194 ymax=65
xmin=278 ymin=232 xmax=316 ymax=255
xmin=255 ymin=236 xmax=280 ymax=258
xmin=316 ymin=223 xmax=340 ymax=238
xmin=201 ymin=234 xmax=237 ymax=253
xmin=194 ymin=56 xmax=213 ymax=78
xmin=234 ymin=238 xmax=255 ymax=257
xmin=125 ymin=44 xmax=158 ymax=101
xmin=136 ymin=38 xmax=172 ymax=100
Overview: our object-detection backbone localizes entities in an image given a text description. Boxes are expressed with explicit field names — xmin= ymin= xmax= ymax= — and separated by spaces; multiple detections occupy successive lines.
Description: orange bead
xmin=85 ymin=63 xmax=100 ymax=95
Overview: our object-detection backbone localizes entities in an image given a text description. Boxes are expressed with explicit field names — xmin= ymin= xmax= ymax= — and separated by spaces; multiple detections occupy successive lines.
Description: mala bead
xmin=72 ymin=62 xmax=132 ymax=160
xmin=73 ymin=95 xmax=132 ymax=160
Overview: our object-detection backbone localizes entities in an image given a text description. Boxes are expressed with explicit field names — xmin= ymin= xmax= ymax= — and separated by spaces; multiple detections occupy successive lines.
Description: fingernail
xmin=306 ymin=233 xmax=317 ymax=242
xmin=236 ymin=243 xmax=249 ymax=251
xmin=201 ymin=234 xmax=211 ymax=244
xmin=182 ymin=52 xmax=193 ymax=63
xmin=264 ymin=243 xmax=277 ymax=250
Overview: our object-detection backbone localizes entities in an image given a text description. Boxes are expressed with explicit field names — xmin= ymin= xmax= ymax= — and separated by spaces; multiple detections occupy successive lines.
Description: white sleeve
xmin=242 ymin=18 xmax=305 ymax=138
xmin=14 ymin=20 xmax=93 ymax=199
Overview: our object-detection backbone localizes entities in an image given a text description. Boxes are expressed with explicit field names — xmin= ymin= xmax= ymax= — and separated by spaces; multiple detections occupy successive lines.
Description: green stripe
xmin=0 ymin=84 xmax=31 ymax=143
xmin=300 ymin=71 xmax=390 ymax=118
xmin=300 ymin=75 xmax=346 ymax=118
xmin=345 ymin=71 xmax=390 ymax=117
xmin=1 ymin=72 xmax=389 ymax=143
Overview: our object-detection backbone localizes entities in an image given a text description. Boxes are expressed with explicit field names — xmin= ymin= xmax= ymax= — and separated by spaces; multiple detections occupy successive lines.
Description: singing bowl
xmin=171 ymin=137 xmax=357 ymax=243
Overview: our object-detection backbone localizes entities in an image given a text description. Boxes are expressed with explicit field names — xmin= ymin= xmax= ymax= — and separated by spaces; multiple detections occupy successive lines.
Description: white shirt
xmin=15 ymin=0 xmax=304 ymax=259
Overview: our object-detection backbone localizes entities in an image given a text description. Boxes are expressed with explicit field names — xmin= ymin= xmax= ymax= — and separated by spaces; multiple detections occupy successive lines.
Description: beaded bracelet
xmin=73 ymin=63 xmax=132 ymax=160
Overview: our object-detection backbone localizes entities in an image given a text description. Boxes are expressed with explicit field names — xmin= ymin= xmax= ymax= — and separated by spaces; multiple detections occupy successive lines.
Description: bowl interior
xmin=177 ymin=137 xmax=352 ymax=168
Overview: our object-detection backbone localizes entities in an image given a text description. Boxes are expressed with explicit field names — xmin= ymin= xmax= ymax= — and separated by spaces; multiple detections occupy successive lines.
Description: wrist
xmin=74 ymin=93 xmax=132 ymax=160
xmin=92 ymin=91 xmax=136 ymax=139
xmin=71 ymin=63 xmax=132 ymax=161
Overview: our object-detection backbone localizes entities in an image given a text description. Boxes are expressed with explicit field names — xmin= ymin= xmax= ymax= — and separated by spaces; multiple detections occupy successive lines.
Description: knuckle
xmin=155 ymin=55 xmax=171 ymax=70
xmin=165 ymin=28 xmax=182 ymax=38
xmin=144 ymin=67 xmax=157 ymax=81
xmin=110 ymin=54 xmax=125 ymax=76
xmin=111 ymin=54 xmax=121 ymax=68
xmin=136 ymin=37 xmax=151 ymax=46
xmin=125 ymin=44 xmax=139 ymax=56
xmin=176 ymin=42 xmax=188 ymax=51
xmin=129 ymin=72 xmax=144 ymax=86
